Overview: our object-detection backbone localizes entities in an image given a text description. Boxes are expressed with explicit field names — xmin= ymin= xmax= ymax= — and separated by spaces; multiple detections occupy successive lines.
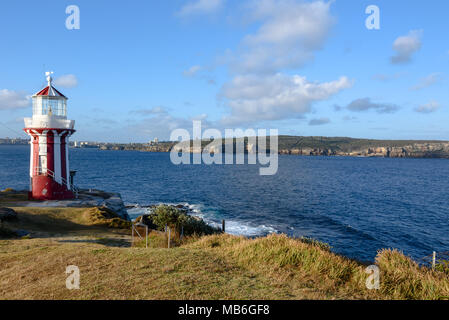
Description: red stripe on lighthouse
xmin=61 ymin=132 xmax=68 ymax=185
xmin=46 ymin=131 xmax=55 ymax=175
xmin=33 ymin=133 xmax=40 ymax=176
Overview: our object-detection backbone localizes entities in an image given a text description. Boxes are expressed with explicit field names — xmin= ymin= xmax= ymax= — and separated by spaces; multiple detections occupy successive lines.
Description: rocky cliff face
xmin=98 ymin=138 xmax=449 ymax=159
xmin=279 ymin=142 xmax=449 ymax=158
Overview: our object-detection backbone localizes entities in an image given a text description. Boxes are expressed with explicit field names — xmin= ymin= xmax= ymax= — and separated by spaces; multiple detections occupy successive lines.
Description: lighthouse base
xmin=30 ymin=176 xmax=75 ymax=201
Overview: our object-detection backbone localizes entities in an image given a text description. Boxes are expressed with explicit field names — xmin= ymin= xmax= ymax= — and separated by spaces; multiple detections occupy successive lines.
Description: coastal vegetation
xmin=135 ymin=205 xmax=221 ymax=237
xmin=1 ymin=194 xmax=448 ymax=300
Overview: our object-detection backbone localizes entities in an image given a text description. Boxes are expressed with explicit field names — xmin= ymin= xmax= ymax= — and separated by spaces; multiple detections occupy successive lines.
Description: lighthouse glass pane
xmin=32 ymin=98 xmax=43 ymax=115
xmin=50 ymin=99 xmax=67 ymax=116
xmin=32 ymin=97 xmax=67 ymax=117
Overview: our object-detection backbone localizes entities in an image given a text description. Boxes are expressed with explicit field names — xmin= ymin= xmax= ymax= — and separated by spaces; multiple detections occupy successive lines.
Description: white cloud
xmin=391 ymin=30 xmax=423 ymax=64
xmin=0 ymin=89 xmax=30 ymax=110
xmin=232 ymin=0 xmax=335 ymax=73
xmin=220 ymin=74 xmax=352 ymax=125
xmin=177 ymin=0 xmax=224 ymax=16
xmin=127 ymin=111 xmax=211 ymax=141
xmin=410 ymin=73 xmax=443 ymax=91
xmin=53 ymin=74 xmax=78 ymax=88
xmin=415 ymin=101 xmax=440 ymax=114
xmin=183 ymin=65 xmax=202 ymax=77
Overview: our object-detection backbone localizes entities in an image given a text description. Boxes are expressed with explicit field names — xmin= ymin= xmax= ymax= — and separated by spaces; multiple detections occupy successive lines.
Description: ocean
xmin=1 ymin=145 xmax=448 ymax=262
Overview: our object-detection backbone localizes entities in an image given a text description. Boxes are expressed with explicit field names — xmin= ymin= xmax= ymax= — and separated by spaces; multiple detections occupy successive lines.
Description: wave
xmin=126 ymin=202 xmax=277 ymax=237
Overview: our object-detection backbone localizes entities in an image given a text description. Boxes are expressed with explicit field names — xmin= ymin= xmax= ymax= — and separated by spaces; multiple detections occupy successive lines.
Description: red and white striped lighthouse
xmin=23 ymin=72 xmax=76 ymax=200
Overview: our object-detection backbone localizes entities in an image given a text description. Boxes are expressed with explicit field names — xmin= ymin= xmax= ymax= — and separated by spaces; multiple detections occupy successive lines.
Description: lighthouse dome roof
xmin=33 ymin=85 xmax=67 ymax=99
xmin=33 ymin=72 xmax=68 ymax=99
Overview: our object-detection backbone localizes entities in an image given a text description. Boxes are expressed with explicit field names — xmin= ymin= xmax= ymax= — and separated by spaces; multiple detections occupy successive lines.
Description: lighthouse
xmin=23 ymin=72 xmax=76 ymax=200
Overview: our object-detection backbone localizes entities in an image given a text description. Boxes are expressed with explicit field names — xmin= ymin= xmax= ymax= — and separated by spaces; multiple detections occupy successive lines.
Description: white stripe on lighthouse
xmin=30 ymin=130 xmax=39 ymax=177
xmin=38 ymin=131 xmax=48 ymax=175
xmin=53 ymin=131 xmax=62 ymax=184
xmin=29 ymin=132 xmax=34 ymax=190
xmin=29 ymin=134 xmax=33 ymax=179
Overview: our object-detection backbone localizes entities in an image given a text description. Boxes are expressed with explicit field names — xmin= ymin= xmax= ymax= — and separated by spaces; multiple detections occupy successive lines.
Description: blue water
xmin=1 ymin=145 xmax=448 ymax=262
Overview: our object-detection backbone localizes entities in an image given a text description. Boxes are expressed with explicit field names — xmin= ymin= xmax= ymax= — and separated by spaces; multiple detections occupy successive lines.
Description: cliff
xmin=98 ymin=136 xmax=449 ymax=159
xmin=279 ymin=142 xmax=449 ymax=158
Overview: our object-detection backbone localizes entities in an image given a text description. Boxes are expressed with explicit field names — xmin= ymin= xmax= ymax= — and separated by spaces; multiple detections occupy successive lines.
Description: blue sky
xmin=0 ymin=0 xmax=448 ymax=142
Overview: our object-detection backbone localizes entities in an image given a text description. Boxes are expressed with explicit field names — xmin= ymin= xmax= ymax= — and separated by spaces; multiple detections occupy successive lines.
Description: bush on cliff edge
xmin=143 ymin=205 xmax=221 ymax=236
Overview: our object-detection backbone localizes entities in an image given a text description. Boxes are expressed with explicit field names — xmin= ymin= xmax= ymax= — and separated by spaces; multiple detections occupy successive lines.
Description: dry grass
xmin=0 ymin=206 xmax=448 ymax=300
xmin=0 ymin=191 xmax=28 ymax=204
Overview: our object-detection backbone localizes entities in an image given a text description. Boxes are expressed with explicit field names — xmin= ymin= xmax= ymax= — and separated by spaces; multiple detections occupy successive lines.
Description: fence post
xmin=131 ymin=224 xmax=134 ymax=246
xmin=145 ymin=226 xmax=148 ymax=248
xmin=222 ymin=220 xmax=225 ymax=233
xmin=432 ymin=251 xmax=436 ymax=270
xmin=180 ymin=225 xmax=184 ymax=242
xmin=168 ymin=227 xmax=171 ymax=249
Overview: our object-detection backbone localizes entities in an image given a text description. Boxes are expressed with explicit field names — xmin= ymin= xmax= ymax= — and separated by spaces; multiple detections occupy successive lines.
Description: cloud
xmin=220 ymin=74 xmax=352 ymax=125
xmin=127 ymin=111 xmax=211 ymax=141
xmin=342 ymin=115 xmax=358 ymax=122
xmin=0 ymin=89 xmax=30 ymax=110
xmin=177 ymin=0 xmax=224 ymax=16
xmin=130 ymin=106 xmax=169 ymax=115
xmin=415 ymin=101 xmax=440 ymax=114
xmin=410 ymin=73 xmax=443 ymax=91
xmin=231 ymin=0 xmax=335 ymax=73
xmin=53 ymin=74 xmax=78 ymax=88
xmin=309 ymin=117 xmax=330 ymax=126
xmin=342 ymin=98 xmax=400 ymax=114
xmin=183 ymin=65 xmax=202 ymax=77
xmin=372 ymin=72 xmax=405 ymax=82
xmin=391 ymin=30 xmax=423 ymax=64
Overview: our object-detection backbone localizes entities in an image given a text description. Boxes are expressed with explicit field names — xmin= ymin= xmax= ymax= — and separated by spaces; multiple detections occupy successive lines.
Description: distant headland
xmin=3 ymin=136 xmax=449 ymax=159
xmin=70 ymin=136 xmax=449 ymax=159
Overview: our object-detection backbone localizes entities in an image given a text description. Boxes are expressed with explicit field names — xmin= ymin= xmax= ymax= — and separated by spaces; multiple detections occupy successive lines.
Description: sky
xmin=0 ymin=0 xmax=448 ymax=143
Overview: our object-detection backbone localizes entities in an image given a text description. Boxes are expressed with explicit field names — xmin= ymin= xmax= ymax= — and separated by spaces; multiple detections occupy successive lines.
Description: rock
xmin=25 ymin=190 xmax=131 ymax=221
xmin=0 ymin=207 xmax=18 ymax=222
xmin=15 ymin=229 xmax=30 ymax=237
xmin=100 ymin=193 xmax=130 ymax=221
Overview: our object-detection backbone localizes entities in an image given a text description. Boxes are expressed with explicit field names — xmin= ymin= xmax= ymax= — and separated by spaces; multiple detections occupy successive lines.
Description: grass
xmin=0 ymin=190 xmax=28 ymax=204
xmin=0 ymin=205 xmax=448 ymax=300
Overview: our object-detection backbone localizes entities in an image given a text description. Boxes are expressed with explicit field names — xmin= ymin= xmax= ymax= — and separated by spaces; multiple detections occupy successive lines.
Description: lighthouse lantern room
xmin=24 ymin=72 xmax=76 ymax=200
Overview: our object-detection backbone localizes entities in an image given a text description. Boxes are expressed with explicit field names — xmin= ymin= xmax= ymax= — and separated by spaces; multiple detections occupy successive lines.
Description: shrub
xmin=144 ymin=205 xmax=221 ymax=236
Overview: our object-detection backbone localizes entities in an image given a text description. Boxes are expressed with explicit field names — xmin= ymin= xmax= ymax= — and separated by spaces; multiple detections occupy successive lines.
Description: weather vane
xmin=45 ymin=71 xmax=54 ymax=86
